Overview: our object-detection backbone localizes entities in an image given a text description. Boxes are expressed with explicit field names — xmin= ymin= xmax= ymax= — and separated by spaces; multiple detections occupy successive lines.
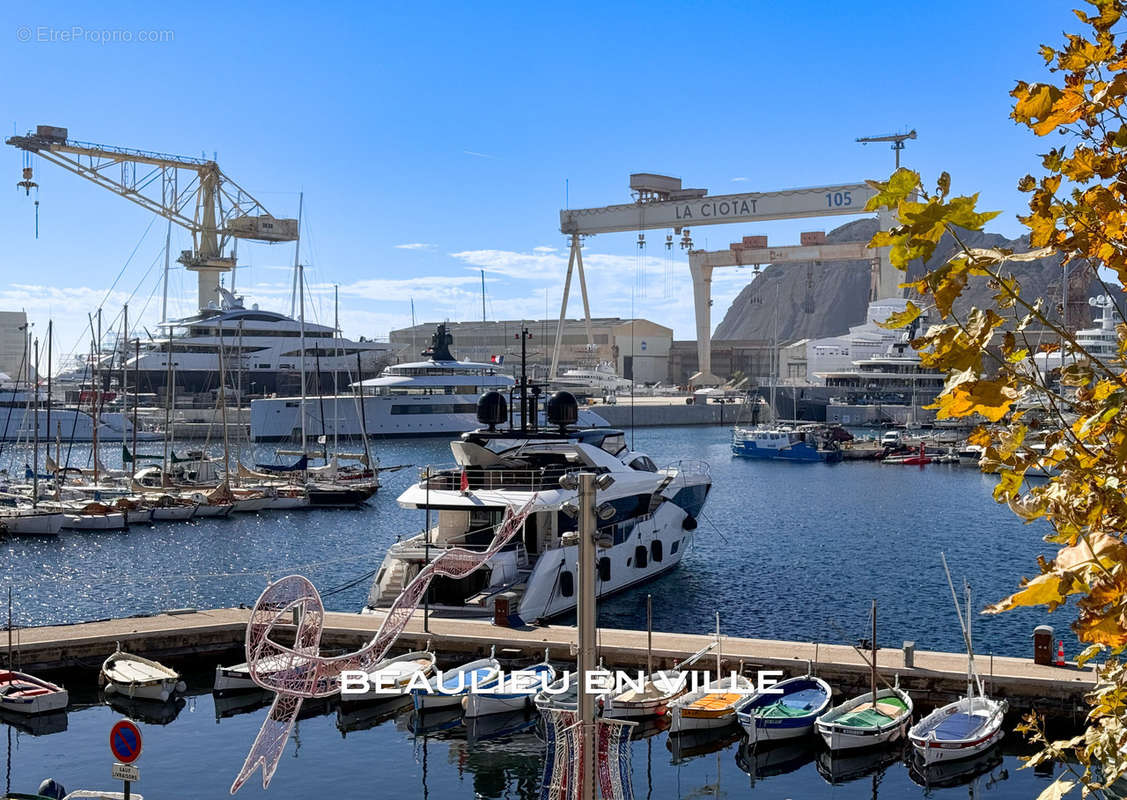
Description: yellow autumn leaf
xmin=876 ymin=300 xmax=921 ymax=330
xmin=985 ymin=571 xmax=1067 ymax=613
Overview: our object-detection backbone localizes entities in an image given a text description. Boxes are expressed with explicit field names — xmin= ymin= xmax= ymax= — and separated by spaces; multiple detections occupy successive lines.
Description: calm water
xmin=1 ymin=689 xmax=1062 ymax=800
xmin=1 ymin=425 xmax=1065 ymax=657
xmin=0 ymin=425 xmax=1076 ymax=799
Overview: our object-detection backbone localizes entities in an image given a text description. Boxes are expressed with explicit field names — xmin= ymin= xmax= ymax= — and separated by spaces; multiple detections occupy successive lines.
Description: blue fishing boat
xmin=731 ymin=427 xmax=825 ymax=462
xmin=736 ymin=675 xmax=832 ymax=743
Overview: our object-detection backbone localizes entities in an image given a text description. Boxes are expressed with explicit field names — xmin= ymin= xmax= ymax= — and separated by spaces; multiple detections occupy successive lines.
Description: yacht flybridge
xmin=364 ymin=374 xmax=710 ymax=622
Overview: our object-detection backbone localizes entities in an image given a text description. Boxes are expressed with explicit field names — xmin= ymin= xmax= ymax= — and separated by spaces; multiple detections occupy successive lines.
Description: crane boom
xmin=7 ymin=125 xmax=299 ymax=310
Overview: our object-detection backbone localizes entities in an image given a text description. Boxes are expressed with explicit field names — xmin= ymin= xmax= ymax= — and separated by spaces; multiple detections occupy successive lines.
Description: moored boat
xmin=101 ymin=649 xmax=186 ymax=702
xmin=667 ymin=674 xmax=755 ymax=733
xmin=736 ymin=673 xmax=832 ymax=744
xmin=816 ymin=686 xmax=913 ymax=750
xmin=908 ymin=558 xmax=1007 ymax=765
xmin=339 ymin=649 xmax=436 ymax=704
xmin=463 ymin=660 xmax=555 ymax=717
xmin=411 ymin=654 xmax=500 ymax=712
xmin=0 ymin=670 xmax=68 ymax=715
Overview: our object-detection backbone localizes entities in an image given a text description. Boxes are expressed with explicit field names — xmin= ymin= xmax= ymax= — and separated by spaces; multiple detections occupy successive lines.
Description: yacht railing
xmin=421 ymin=464 xmax=573 ymax=492
xmin=661 ymin=459 xmax=711 ymax=477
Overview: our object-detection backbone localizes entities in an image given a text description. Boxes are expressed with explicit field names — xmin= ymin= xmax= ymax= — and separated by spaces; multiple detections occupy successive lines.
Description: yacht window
xmin=634 ymin=545 xmax=648 ymax=569
xmin=670 ymin=540 xmax=679 ymax=555
xmin=598 ymin=557 xmax=611 ymax=583
xmin=651 ymin=540 xmax=663 ymax=563
xmin=559 ymin=570 xmax=574 ymax=598
xmin=600 ymin=434 xmax=627 ymax=455
xmin=629 ymin=456 xmax=658 ymax=472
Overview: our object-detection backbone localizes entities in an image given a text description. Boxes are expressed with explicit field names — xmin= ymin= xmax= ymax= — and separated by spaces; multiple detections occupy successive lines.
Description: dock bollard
xmin=903 ymin=641 xmax=915 ymax=669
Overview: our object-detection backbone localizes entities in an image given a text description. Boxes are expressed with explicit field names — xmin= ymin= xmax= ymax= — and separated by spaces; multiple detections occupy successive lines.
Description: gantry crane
xmin=7 ymin=124 xmax=299 ymax=310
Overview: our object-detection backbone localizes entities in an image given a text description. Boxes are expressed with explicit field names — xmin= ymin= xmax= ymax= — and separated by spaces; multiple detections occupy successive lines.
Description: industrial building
xmin=389 ymin=318 xmax=673 ymax=383
xmin=0 ymin=311 xmax=29 ymax=381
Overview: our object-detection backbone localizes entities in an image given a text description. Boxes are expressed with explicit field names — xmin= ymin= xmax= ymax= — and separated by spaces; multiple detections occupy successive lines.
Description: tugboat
xmin=363 ymin=329 xmax=711 ymax=622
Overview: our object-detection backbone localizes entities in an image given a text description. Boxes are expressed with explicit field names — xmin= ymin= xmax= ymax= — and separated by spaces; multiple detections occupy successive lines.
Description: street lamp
xmin=559 ymin=469 xmax=615 ymax=800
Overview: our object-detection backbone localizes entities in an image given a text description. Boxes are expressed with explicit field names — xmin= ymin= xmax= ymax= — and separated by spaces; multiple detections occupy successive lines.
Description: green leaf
xmin=864 ymin=168 xmax=920 ymax=211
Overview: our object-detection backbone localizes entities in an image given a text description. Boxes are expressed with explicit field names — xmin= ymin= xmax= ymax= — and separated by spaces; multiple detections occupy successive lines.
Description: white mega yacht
xmin=0 ymin=376 xmax=157 ymax=443
xmin=362 ymin=383 xmax=711 ymax=622
xmin=249 ymin=325 xmax=608 ymax=440
xmin=107 ymin=288 xmax=392 ymax=396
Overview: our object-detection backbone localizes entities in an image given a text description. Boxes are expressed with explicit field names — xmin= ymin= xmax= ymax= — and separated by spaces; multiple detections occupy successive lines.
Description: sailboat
xmin=815 ymin=599 xmax=913 ymax=750
xmin=908 ymin=556 xmax=1007 ymax=764
xmin=602 ymin=595 xmax=687 ymax=719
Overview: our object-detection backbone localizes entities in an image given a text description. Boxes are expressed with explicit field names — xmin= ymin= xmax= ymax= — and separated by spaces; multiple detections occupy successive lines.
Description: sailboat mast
xmin=32 ymin=337 xmax=39 ymax=508
xmin=91 ymin=331 xmax=99 ymax=487
xmin=121 ymin=305 xmax=128 ymax=454
xmin=715 ymin=611 xmax=721 ymax=681
xmin=870 ymin=598 xmax=877 ymax=703
xmin=163 ymin=331 xmax=173 ymax=486
xmin=333 ymin=285 xmax=339 ymax=460
xmin=235 ymin=321 xmax=243 ymax=486
xmin=355 ymin=350 xmax=372 ymax=467
xmin=771 ymin=281 xmax=779 ymax=422
xmin=646 ymin=594 xmax=653 ymax=677
xmin=45 ymin=321 xmax=51 ymax=444
xmin=315 ymin=344 xmax=328 ymax=464
xmin=217 ymin=323 xmax=231 ymax=488
xmin=161 ymin=217 xmax=171 ymax=324
xmin=299 ymin=263 xmax=307 ymax=464
xmin=132 ymin=338 xmax=139 ymax=476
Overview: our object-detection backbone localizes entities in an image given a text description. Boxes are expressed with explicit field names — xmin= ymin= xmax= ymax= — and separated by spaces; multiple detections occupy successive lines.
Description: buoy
xmin=1056 ymin=640 xmax=1065 ymax=666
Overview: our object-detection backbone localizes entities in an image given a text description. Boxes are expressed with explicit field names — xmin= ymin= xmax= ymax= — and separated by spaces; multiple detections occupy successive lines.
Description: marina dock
xmin=12 ymin=607 xmax=1094 ymax=715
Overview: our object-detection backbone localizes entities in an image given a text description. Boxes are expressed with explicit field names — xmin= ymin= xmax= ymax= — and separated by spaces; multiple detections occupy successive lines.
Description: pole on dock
xmin=577 ymin=472 xmax=597 ymax=800
xmin=870 ymin=598 xmax=877 ymax=704
xmin=646 ymin=594 xmax=653 ymax=678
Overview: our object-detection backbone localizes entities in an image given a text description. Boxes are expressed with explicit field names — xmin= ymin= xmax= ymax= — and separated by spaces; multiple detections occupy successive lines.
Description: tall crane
xmin=7 ymin=124 xmax=299 ymax=311
xmin=856 ymin=129 xmax=917 ymax=169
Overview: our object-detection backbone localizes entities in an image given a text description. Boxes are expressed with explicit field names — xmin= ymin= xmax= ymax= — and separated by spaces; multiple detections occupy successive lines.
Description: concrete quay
xmin=10 ymin=608 xmax=1095 ymax=715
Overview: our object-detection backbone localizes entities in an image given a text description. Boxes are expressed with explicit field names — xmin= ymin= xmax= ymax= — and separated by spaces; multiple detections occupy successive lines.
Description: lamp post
xmin=561 ymin=469 xmax=615 ymax=800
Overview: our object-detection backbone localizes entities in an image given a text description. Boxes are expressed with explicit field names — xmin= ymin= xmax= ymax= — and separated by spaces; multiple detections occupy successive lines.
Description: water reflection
xmin=907 ymin=743 xmax=1009 ymax=791
xmin=734 ymin=735 xmax=816 ymax=781
xmin=103 ymin=692 xmax=185 ymax=726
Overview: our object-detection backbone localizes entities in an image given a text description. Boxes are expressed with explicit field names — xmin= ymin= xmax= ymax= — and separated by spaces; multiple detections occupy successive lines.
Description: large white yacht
xmin=249 ymin=325 xmax=608 ymax=440
xmin=0 ymin=376 xmax=157 ymax=443
xmin=103 ymin=288 xmax=392 ymax=396
xmin=362 ymin=388 xmax=711 ymax=622
xmin=1031 ymin=294 xmax=1121 ymax=375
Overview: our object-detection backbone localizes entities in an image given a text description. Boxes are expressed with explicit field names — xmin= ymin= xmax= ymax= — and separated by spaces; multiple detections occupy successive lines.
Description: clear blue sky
xmin=0 ymin=0 xmax=1073 ymax=362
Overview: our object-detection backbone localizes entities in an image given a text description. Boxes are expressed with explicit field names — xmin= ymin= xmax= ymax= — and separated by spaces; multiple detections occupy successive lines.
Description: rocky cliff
xmin=712 ymin=218 xmax=1104 ymax=342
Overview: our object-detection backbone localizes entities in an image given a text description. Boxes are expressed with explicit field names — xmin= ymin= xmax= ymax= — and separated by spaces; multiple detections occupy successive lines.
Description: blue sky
xmin=0 ymin=0 xmax=1074 ymax=361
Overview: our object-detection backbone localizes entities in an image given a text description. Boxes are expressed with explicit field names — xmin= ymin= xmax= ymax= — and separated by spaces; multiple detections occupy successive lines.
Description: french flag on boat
xmin=490 ymin=354 xmax=504 ymax=365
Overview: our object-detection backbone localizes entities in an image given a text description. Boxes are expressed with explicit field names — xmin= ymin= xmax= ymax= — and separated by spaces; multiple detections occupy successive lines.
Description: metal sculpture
xmin=230 ymin=496 xmax=536 ymax=793
xmin=539 ymin=708 xmax=636 ymax=800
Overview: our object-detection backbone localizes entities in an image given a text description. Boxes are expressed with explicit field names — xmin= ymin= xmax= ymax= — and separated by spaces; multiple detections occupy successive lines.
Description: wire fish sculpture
xmin=230 ymin=496 xmax=537 ymax=793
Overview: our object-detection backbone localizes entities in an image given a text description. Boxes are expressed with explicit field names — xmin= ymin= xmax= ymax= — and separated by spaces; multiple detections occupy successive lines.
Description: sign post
xmin=110 ymin=719 xmax=142 ymax=800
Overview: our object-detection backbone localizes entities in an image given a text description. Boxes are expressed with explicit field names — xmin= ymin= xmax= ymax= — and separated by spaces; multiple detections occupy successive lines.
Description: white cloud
xmin=463 ymin=150 xmax=497 ymax=159
xmin=394 ymin=243 xmax=436 ymax=251
xmin=533 ymin=246 xmax=557 ymax=253
xmin=731 ymin=177 xmax=749 ymax=182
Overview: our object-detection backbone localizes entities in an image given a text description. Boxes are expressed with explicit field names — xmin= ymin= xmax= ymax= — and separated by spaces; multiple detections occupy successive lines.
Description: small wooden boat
xmin=149 ymin=495 xmax=198 ymax=521
xmin=736 ymin=674 xmax=832 ymax=743
xmin=411 ymin=653 xmax=500 ymax=711
xmin=102 ymin=649 xmax=186 ymax=702
xmin=909 ymin=558 xmax=1007 ymax=764
xmin=113 ymin=497 xmax=153 ymax=526
xmin=307 ymin=483 xmax=377 ymax=507
xmin=533 ymin=671 xmax=616 ymax=712
xmin=602 ymin=669 xmax=685 ymax=719
xmin=340 ymin=649 xmax=436 ymax=704
xmin=213 ymin=652 xmax=317 ymax=694
xmin=882 ymin=444 xmax=931 ymax=466
xmin=464 ymin=660 xmax=556 ymax=717
xmin=816 ymin=600 xmax=913 ymax=751
xmin=668 ymin=674 xmax=755 ymax=732
xmin=602 ymin=597 xmax=686 ymax=719
xmin=0 ymin=670 xmax=68 ymax=715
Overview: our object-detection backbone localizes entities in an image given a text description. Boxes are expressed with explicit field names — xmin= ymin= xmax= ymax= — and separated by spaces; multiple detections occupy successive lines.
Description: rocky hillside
xmin=712 ymin=218 xmax=1105 ymax=342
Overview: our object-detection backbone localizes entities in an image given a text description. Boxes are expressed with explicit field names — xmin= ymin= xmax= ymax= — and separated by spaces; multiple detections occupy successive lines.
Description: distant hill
xmin=712 ymin=218 xmax=1107 ymax=342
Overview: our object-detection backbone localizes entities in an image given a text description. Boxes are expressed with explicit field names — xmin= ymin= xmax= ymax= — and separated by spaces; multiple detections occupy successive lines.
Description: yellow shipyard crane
xmin=7 ymin=124 xmax=299 ymax=310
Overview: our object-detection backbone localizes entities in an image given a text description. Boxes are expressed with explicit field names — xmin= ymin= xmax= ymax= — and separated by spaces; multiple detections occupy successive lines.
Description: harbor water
xmin=0 ymin=424 xmax=1071 ymax=799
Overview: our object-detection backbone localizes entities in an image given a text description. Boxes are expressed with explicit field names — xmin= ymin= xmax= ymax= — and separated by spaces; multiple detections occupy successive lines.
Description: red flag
xmin=460 ymin=468 xmax=469 ymax=492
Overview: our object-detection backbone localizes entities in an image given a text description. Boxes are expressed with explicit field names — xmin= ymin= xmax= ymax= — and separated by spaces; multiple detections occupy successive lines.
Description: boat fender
xmin=38 ymin=780 xmax=67 ymax=800
xmin=175 ymin=680 xmax=187 ymax=694
xmin=682 ymin=515 xmax=698 ymax=531
xmin=159 ymin=688 xmax=170 ymax=702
